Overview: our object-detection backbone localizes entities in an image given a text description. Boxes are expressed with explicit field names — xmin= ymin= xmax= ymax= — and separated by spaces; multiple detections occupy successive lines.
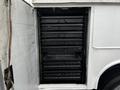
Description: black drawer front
xmin=38 ymin=8 xmax=89 ymax=84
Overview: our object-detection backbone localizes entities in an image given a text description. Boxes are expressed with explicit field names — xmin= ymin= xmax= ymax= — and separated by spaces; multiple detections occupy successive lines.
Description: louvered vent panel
xmin=38 ymin=8 xmax=88 ymax=84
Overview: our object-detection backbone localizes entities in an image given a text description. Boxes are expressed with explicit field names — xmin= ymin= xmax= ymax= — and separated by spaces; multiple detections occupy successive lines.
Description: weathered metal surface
xmin=0 ymin=0 xmax=8 ymax=90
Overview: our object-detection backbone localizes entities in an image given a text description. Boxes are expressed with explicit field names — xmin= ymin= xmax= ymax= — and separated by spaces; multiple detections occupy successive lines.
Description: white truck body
xmin=1 ymin=0 xmax=120 ymax=90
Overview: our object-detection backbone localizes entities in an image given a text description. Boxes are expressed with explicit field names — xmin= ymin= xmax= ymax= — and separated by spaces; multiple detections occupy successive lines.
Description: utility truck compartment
xmin=2 ymin=0 xmax=120 ymax=89
xmin=37 ymin=7 xmax=89 ymax=84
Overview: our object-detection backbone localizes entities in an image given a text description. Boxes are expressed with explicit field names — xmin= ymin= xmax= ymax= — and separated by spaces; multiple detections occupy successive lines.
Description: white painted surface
xmin=33 ymin=0 xmax=120 ymax=4
xmin=93 ymin=6 xmax=120 ymax=48
xmin=87 ymin=5 xmax=120 ymax=89
xmin=39 ymin=84 xmax=87 ymax=90
xmin=23 ymin=0 xmax=120 ymax=7
xmin=0 ymin=0 xmax=8 ymax=89
xmin=0 ymin=0 xmax=9 ymax=74
xmin=11 ymin=0 xmax=39 ymax=90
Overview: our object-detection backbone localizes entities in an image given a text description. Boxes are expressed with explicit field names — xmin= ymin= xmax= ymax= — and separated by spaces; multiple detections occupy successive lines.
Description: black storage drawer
xmin=37 ymin=7 xmax=89 ymax=84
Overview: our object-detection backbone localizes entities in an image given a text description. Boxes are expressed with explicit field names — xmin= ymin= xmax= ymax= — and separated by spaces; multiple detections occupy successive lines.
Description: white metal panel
xmin=11 ymin=0 xmax=39 ymax=90
xmin=33 ymin=0 xmax=120 ymax=4
xmin=39 ymin=84 xmax=87 ymax=90
xmin=0 ymin=2 xmax=9 ymax=90
xmin=23 ymin=0 xmax=120 ymax=7
xmin=93 ymin=6 xmax=120 ymax=48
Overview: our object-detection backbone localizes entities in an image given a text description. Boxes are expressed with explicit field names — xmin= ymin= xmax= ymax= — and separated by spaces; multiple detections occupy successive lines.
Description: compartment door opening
xmin=37 ymin=7 xmax=89 ymax=84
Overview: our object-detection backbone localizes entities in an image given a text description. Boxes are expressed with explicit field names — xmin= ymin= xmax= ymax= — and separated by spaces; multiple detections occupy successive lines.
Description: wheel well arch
xmin=97 ymin=63 xmax=120 ymax=90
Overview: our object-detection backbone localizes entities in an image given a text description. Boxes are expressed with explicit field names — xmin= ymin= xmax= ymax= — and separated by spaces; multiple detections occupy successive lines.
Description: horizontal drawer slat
xmin=43 ymin=73 xmax=81 ymax=77
xmin=41 ymin=32 xmax=83 ymax=39
xmin=42 ymin=39 xmax=83 ymax=46
xmin=42 ymin=23 xmax=83 ymax=27
xmin=42 ymin=26 xmax=83 ymax=31
xmin=43 ymin=61 xmax=81 ymax=65
xmin=41 ymin=16 xmax=84 ymax=19
xmin=41 ymin=18 xmax=83 ymax=24
xmin=43 ymin=76 xmax=81 ymax=80
xmin=43 ymin=55 xmax=82 ymax=61
xmin=43 ymin=65 xmax=81 ymax=70
xmin=43 ymin=70 xmax=82 ymax=73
